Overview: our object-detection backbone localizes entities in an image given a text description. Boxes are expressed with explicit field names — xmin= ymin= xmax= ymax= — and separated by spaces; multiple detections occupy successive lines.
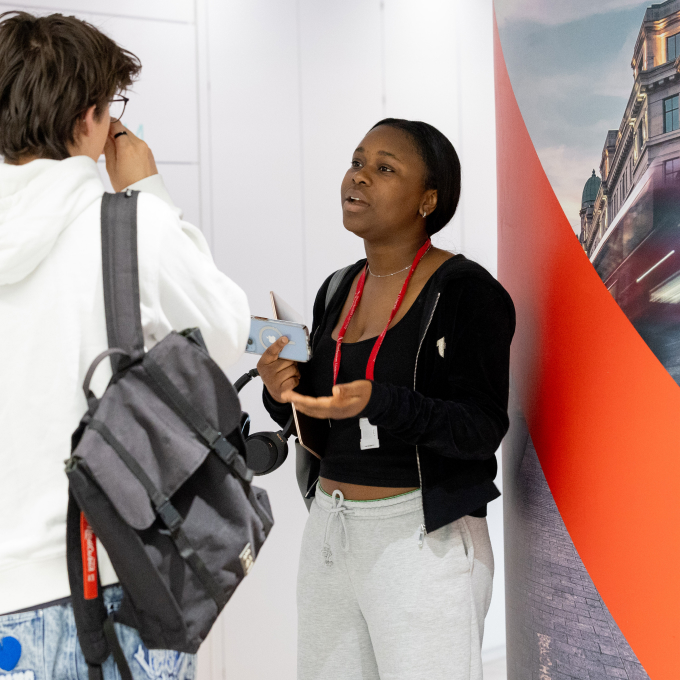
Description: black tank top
xmin=307 ymin=278 xmax=432 ymax=487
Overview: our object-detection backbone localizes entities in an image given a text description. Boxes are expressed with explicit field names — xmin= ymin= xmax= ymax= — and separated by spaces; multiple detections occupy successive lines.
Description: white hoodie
xmin=0 ymin=156 xmax=250 ymax=614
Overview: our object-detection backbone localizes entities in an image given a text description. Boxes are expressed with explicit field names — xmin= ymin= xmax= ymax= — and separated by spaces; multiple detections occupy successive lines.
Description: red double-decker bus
xmin=591 ymin=163 xmax=680 ymax=382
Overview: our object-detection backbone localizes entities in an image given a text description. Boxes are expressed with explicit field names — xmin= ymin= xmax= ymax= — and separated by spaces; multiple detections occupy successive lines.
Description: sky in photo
xmin=495 ymin=0 xmax=653 ymax=231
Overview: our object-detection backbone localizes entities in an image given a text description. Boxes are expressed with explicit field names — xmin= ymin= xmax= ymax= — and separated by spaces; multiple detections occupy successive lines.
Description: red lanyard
xmin=333 ymin=239 xmax=431 ymax=385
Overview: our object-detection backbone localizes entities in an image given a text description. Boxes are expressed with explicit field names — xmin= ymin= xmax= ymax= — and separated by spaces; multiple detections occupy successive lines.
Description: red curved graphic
xmin=495 ymin=16 xmax=680 ymax=679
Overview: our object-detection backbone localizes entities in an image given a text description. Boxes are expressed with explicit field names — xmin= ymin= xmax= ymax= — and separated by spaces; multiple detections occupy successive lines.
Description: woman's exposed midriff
xmin=319 ymin=478 xmax=418 ymax=500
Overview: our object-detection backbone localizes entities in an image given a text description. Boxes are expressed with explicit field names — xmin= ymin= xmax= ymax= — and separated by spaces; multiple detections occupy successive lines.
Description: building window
xmin=664 ymin=95 xmax=679 ymax=133
xmin=637 ymin=125 xmax=643 ymax=156
xmin=664 ymin=157 xmax=680 ymax=183
xmin=668 ymin=33 xmax=680 ymax=62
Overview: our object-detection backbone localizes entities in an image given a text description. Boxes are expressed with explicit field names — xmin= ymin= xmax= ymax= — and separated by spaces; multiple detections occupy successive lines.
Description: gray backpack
xmin=65 ymin=190 xmax=273 ymax=680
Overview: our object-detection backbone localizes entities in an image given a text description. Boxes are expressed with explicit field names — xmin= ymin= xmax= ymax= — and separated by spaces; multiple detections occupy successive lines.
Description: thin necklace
xmin=367 ymin=244 xmax=432 ymax=278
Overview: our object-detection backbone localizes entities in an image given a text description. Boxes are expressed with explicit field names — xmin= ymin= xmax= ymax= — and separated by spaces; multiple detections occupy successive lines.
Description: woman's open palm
xmin=281 ymin=380 xmax=372 ymax=420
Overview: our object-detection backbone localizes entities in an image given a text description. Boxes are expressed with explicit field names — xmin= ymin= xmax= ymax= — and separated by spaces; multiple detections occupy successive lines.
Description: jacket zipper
xmin=414 ymin=292 xmax=440 ymax=544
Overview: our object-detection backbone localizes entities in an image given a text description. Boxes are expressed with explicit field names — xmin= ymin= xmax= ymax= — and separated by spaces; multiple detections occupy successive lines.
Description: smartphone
xmin=245 ymin=316 xmax=311 ymax=362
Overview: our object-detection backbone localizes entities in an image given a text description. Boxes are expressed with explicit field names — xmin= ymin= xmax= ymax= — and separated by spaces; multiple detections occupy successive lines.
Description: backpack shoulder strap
xmin=66 ymin=493 xmax=134 ymax=680
xmin=324 ymin=264 xmax=355 ymax=310
xmin=101 ymin=191 xmax=144 ymax=372
xmin=295 ymin=263 xmax=355 ymax=512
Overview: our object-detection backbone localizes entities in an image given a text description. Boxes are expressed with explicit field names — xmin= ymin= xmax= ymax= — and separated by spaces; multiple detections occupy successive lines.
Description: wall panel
xmin=383 ymin=0 xmax=503 ymax=657
xmin=204 ymin=2 xmax=306 ymax=677
xmin=89 ymin=16 xmax=200 ymax=164
xmin=206 ymin=0 xmax=305 ymax=320
xmin=0 ymin=0 xmax=193 ymax=22
xmin=382 ymin=0 xmax=464 ymax=276
xmin=155 ymin=164 xmax=202 ymax=227
xmin=298 ymin=0 xmax=384 ymax=316
xmin=454 ymin=0 xmax=498 ymax=276
xmin=450 ymin=0 xmax=504 ymax=658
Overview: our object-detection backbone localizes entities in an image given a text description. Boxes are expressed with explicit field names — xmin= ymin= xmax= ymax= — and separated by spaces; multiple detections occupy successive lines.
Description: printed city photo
xmin=497 ymin=0 xmax=680 ymax=384
xmin=495 ymin=3 xmax=680 ymax=679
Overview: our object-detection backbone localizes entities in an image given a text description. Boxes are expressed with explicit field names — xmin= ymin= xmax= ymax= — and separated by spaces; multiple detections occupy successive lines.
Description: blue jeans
xmin=0 ymin=587 xmax=196 ymax=680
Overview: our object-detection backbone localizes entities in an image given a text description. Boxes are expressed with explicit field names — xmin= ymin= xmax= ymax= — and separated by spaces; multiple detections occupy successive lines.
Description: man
xmin=0 ymin=11 xmax=249 ymax=679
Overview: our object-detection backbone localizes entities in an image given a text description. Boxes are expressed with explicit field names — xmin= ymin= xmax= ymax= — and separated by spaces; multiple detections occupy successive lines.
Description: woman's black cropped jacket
xmin=263 ymin=255 xmax=516 ymax=533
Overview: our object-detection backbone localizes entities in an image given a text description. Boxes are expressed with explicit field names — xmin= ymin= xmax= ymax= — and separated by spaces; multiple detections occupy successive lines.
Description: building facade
xmin=579 ymin=170 xmax=601 ymax=241
xmin=580 ymin=0 xmax=680 ymax=257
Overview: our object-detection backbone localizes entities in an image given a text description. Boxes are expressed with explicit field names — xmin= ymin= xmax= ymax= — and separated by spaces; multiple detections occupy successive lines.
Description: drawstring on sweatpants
xmin=322 ymin=490 xmax=351 ymax=566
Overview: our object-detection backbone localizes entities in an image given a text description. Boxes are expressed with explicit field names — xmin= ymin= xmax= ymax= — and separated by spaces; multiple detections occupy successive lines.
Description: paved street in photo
xmin=505 ymin=439 xmax=650 ymax=680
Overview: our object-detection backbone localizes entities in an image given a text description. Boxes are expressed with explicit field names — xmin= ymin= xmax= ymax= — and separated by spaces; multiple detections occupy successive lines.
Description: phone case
xmin=245 ymin=316 xmax=311 ymax=362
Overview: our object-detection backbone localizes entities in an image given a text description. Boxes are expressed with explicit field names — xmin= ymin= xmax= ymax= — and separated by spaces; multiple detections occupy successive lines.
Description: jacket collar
xmin=321 ymin=253 xmax=507 ymax=347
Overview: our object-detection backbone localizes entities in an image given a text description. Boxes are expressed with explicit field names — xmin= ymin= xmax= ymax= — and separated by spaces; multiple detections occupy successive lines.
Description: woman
xmin=258 ymin=119 xmax=515 ymax=680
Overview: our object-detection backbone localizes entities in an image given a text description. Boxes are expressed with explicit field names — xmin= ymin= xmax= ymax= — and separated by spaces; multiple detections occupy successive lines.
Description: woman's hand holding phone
xmin=281 ymin=380 xmax=372 ymax=420
xmin=257 ymin=336 xmax=301 ymax=404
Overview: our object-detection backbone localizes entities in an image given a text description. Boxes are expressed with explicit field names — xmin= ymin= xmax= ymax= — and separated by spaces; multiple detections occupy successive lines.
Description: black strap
xmin=144 ymin=356 xmax=219 ymax=445
xmin=143 ymin=356 xmax=252 ymax=483
xmin=89 ymin=420 xmax=169 ymax=514
xmin=89 ymin=420 xmax=226 ymax=608
xmin=170 ymin=525 xmax=228 ymax=607
xmin=82 ymin=348 xmax=131 ymax=412
xmin=66 ymin=494 xmax=110 ymax=667
xmin=103 ymin=614 xmax=134 ymax=680
xmin=135 ymin=362 xmax=269 ymax=532
xmin=212 ymin=437 xmax=254 ymax=484
xmin=325 ymin=264 xmax=354 ymax=309
xmin=101 ymin=191 xmax=144 ymax=373
xmin=88 ymin=665 xmax=104 ymax=680
xmin=293 ymin=269 xmax=351 ymax=510
xmin=87 ymin=614 xmax=134 ymax=680
xmin=310 ymin=263 xmax=354 ymax=354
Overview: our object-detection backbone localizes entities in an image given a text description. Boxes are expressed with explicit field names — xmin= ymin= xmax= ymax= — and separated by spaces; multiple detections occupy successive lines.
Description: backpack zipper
xmin=414 ymin=292 xmax=440 ymax=544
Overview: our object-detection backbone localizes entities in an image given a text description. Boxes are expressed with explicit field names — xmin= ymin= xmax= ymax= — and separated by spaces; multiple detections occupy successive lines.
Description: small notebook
xmin=270 ymin=291 xmax=329 ymax=459
xmin=270 ymin=291 xmax=303 ymax=324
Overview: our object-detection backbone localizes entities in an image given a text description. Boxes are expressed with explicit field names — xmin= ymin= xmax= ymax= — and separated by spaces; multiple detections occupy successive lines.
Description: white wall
xmin=0 ymin=0 xmax=205 ymax=227
xmin=4 ymin=0 xmax=501 ymax=676
xmin=204 ymin=2 xmax=503 ymax=677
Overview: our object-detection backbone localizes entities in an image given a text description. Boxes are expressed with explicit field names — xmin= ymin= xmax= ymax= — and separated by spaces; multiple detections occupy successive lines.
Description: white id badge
xmin=359 ymin=417 xmax=380 ymax=450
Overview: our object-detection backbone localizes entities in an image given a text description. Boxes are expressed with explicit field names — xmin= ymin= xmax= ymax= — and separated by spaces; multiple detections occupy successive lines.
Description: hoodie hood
xmin=0 ymin=156 xmax=104 ymax=285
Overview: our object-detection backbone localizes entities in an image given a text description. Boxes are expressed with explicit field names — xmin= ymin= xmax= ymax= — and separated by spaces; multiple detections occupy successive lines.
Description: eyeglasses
xmin=109 ymin=96 xmax=129 ymax=123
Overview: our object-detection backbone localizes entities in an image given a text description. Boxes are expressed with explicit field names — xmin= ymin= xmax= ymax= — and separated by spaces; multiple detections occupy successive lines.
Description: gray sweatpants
xmin=297 ymin=486 xmax=494 ymax=680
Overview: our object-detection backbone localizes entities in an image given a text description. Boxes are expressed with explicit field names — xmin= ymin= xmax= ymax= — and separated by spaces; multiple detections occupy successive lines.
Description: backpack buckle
xmin=157 ymin=500 xmax=183 ymax=533
xmin=213 ymin=436 xmax=254 ymax=484
xmin=213 ymin=436 xmax=237 ymax=465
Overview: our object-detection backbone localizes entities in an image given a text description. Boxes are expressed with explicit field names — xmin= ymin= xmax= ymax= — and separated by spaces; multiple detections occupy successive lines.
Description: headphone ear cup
xmin=245 ymin=431 xmax=288 ymax=475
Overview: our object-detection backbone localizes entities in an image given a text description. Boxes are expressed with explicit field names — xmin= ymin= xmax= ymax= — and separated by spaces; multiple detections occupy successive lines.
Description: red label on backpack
xmin=80 ymin=512 xmax=98 ymax=600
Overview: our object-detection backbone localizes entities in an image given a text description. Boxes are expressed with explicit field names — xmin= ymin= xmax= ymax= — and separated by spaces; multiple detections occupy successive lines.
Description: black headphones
xmin=234 ymin=368 xmax=294 ymax=476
